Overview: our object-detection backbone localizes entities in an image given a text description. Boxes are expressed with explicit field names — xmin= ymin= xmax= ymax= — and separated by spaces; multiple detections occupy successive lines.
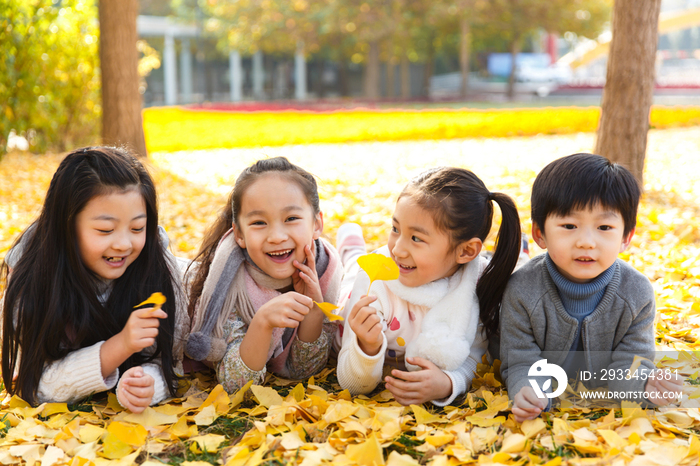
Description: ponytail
xmin=476 ymin=192 xmax=521 ymax=339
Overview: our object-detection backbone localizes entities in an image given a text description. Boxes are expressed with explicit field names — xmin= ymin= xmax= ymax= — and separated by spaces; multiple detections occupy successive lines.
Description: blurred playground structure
xmin=137 ymin=0 xmax=700 ymax=106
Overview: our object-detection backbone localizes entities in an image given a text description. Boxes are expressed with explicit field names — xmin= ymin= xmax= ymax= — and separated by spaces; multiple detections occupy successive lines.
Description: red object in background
xmin=547 ymin=33 xmax=558 ymax=65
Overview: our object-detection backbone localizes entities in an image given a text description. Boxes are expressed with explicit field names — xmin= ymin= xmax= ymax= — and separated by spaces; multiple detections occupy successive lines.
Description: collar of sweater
xmin=545 ymin=254 xmax=615 ymax=317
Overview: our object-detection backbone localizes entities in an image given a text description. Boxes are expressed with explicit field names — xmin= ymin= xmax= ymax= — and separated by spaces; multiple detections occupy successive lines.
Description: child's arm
xmin=36 ymin=341 xmax=121 ymax=405
xmin=216 ymin=313 xmax=267 ymax=392
xmin=499 ymin=284 xmax=548 ymax=410
xmin=100 ymin=307 xmax=168 ymax=378
xmin=336 ymin=292 xmax=388 ymax=395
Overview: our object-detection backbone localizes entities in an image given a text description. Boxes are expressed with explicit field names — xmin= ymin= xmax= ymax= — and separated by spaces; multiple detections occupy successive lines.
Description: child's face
xmin=233 ymin=173 xmax=322 ymax=280
xmin=76 ymin=189 xmax=147 ymax=281
xmin=532 ymin=204 xmax=633 ymax=284
xmin=388 ymin=196 xmax=462 ymax=287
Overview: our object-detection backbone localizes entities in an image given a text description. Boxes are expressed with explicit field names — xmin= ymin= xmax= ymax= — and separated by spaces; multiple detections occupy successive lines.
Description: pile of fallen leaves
xmin=1 ymin=128 xmax=700 ymax=465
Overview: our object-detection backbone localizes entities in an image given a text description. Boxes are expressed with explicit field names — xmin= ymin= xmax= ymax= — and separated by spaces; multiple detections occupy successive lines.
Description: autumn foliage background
xmin=2 ymin=111 xmax=700 ymax=464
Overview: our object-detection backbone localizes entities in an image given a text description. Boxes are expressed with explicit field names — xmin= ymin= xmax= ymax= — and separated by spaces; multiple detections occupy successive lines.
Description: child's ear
xmin=232 ymin=223 xmax=246 ymax=249
xmin=620 ymin=228 xmax=635 ymax=253
xmin=455 ymin=238 xmax=483 ymax=264
xmin=532 ymin=223 xmax=547 ymax=250
xmin=312 ymin=211 xmax=324 ymax=240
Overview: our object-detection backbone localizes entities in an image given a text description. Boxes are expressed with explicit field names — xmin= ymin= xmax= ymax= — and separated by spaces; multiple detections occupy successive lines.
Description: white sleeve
xmin=432 ymin=324 xmax=487 ymax=407
xmin=36 ymin=341 xmax=119 ymax=405
xmin=336 ymin=269 xmax=389 ymax=395
xmin=141 ymin=363 xmax=170 ymax=405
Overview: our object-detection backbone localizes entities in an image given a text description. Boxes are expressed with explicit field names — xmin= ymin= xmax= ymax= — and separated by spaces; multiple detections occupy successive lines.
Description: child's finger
xmin=349 ymin=296 xmax=378 ymax=320
xmin=390 ymin=369 xmax=423 ymax=382
xmin=289 ymin=292 xmax=314 ymax=309
xmin=304 ymin=244 xmax=317 ymax=273
xmin=405 ymin=357 xmax=436 ymax=371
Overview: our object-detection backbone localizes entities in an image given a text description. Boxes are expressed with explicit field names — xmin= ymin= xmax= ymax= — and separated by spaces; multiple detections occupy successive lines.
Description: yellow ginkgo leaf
xmin=107 ymin=421 xmax=148 ymax=447
xmin=134 ymin=292 xmax=166 ymax=312
xmin=345 ymin=434 xmax=385 ymax=466
xmin=358 ymin=254 xmax=399 ymax=294
xmin=314 ymin=301 xmax=344 ymax=321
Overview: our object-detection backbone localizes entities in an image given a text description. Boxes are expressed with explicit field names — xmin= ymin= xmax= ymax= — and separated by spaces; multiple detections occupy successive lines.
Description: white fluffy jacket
xmin=336 ymin=247 xmax=487 ymax=405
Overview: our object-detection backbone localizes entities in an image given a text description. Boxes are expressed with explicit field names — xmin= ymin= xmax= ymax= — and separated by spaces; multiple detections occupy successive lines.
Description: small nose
xmin=112 ymin=231 xmax=132 ymax=251
xmin=268 ymin=223 xmax=288 ymax=243
xmin=391 ymin=235 xmax=409 ymax=258
xmin=576 ymin=228 xmax=595 ymax=249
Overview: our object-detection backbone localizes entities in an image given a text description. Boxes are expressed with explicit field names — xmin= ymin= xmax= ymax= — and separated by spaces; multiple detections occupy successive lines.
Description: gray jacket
xmin=500 ymin=254 xmax=656 ymax=402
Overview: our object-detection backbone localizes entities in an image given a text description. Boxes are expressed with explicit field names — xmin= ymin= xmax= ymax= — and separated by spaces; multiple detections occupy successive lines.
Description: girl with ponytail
xmin=335 ymin=167 xmax=522 ymax=406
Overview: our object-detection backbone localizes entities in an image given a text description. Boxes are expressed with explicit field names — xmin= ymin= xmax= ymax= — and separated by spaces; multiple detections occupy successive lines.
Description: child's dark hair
xmin=187 ymin=156 xmax=319 ymax=318
xmin=1 ymin=146 xmax=179 ymax=405
xmin=531 ymin=153 xmax=641 ymax=237
xmin=401 ymin=167 xmax=521 ymax=339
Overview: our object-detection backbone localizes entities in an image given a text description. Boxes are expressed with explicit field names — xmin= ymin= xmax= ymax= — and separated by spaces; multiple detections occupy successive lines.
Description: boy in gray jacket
xmin=500 ymin=153 xmax=682 ymax=422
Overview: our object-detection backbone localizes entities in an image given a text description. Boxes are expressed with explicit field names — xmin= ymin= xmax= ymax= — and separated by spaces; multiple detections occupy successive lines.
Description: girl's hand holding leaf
xmin=121 ymin=296 xmax=168 ymax=354
xmin=348 ymin=295 xmax=383 ymax=356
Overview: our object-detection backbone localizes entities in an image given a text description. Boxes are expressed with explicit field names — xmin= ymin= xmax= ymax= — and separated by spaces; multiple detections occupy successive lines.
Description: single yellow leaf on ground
xmin=107 ymin=392 xmax=125 ymax=412
xmin=345 ymin=434 xmax=385 ymax=466
xmin=134 ymin=292 xmax=166 ymax=311
xmin=107 ymin=421 xmax=148 ymax=447
xmin=251 ymin=385 xmax=284 ymax=408
xmin=79 ymin=424 xmax=106 ymax=444
xmin=598 ymin=429 xmax=627 ymax=450
xmin=411 ymin=404 xmax=445 ymax=424
xmin=386 ymin=450 xmax=421 ymax=466
xmin=194 ymin=404 xmax=218 ymax=426
xmin=183 ymin=462 xmax=218 ymax=466
xmin=323 ymin=400 xmax=360 ymax=424
xmin=123 ymin=407 xmax=177 ymax=426
xmin=9 ymin=396 xmax=30 ymax=409
xmin=280 ymin=431 xmax=306 ymax=450
xmin=201 ymin=384 xmax=230 ymax=414
xmin=543 ymin=457 xmax=562 ymax=466
xmin=425 ymin=433 xmax=454 ymax=447
xmin=40 ymin=445 xmax=65 ymax=466
xmin=499 ymin=433 xmax=526 ymax=453
xmin=169 ymin=415 xmax=198 ymax=438
xmin=152 ymin=404 xmax=190 ymax=416
xmin=191 ymin=434 xmax=226 ymax=452
xmin=290 ymin=383 xmax=305 ymax=402
xmin=230 ymin=380 xmax=254 ymax=409
xmin=314 ymin=301 xmax=344 ymax=321
xmin=521 ymin=418 xmax=546 ymax=438
xmin=41 ymin=403 xmax=68 ymax=417
xmin=101 ymin=432 xmax=133 ymax=459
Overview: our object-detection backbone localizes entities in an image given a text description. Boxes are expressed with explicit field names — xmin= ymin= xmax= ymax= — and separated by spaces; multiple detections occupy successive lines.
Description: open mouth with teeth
xmin=267 ymin=249 xmax=294 ymax=263
xmin=575 ymin=258 xmax=595 ymax=262
xmin=397 ymin=263 xmax=416 ymax=273
xmin=104 ymin=256 xmax=126 ymax=265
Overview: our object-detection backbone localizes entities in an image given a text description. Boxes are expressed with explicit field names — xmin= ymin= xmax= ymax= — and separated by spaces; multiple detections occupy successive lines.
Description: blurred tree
xmin=595 ymin=0 xmax=661 ymax=186
xmin=99 ymin=0 xmax=147 ymax=157
xmin=0 ymin=0 xmax=101 ymax=155
xmin=480 ymin=0 xmax=610 ymax=99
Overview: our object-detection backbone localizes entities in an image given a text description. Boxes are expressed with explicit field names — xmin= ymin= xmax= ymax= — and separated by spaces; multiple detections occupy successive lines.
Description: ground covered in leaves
xmin=1 ymin=128 xmax=700 ymax=465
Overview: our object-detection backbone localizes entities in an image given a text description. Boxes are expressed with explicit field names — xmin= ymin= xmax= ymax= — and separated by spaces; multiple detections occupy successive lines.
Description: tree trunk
xmin=459 ymin=15 xmax=471 ymax=100
xmin=364 ymin=40 xmax=380 ymax=100
xmin=339 ymin=59 xmax=349 ymax=97
xmin=386 ymin=58 xmax=395 ymax=98
xmin=506 ymin=37 xmax=521 ymax=101
xmin=422 ymin=32 xmax=435 ymax=97
xmin=98 ymin=0 xmax=147 ymax=158
xmin=595 ymin=0 xmax=661 ymax=186
xmin=400 ymin=54 xmax=411 ymax=99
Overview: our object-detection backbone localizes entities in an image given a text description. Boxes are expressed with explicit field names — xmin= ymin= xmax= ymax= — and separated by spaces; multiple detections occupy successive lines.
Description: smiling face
xmin=532 ymin=205 xmax=634 ymax=284
xmin=75 ymin=189 xmax=147 ymax=281
xmin=388 ymin=196 xmax=473 ymax=287
xmin=233 ymin=173 xmax=323 ymax=279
